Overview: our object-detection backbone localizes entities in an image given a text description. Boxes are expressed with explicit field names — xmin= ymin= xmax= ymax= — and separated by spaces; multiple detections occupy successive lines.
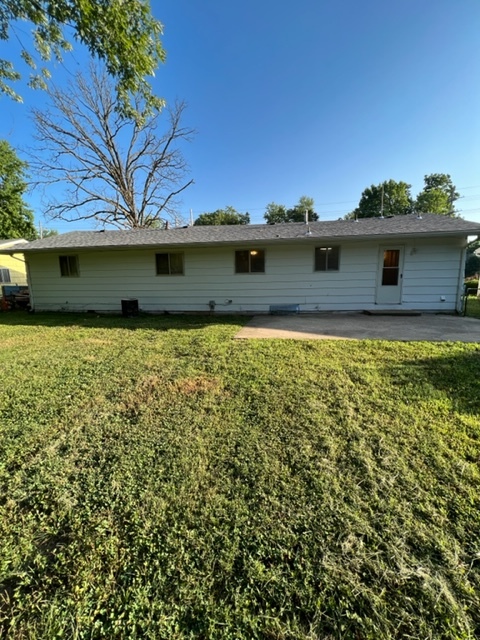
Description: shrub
xmin=464 ymin=279 xmax=478 ymax=295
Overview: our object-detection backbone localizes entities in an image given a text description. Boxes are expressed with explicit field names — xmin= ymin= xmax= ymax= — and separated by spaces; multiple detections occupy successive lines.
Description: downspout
xmin=25 ymin=257 xmax=35 ymax=312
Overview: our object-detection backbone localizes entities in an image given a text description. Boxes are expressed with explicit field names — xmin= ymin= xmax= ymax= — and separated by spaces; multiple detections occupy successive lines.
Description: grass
xmin=464 ymin=296 xmax=480 ymax=319
xmin=0 ymin=312 xmax=480 ymax=639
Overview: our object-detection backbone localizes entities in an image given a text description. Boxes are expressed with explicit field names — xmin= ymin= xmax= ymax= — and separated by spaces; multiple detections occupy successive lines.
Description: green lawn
xmin=465 ymin=296 xmax=480 ymax=319
xmin=0 ymin=313 xmax=480 ymax=639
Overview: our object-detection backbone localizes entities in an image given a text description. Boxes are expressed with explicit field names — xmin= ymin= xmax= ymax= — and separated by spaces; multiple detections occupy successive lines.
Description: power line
xmin=175 ymin=186 xmax=480 ymax=221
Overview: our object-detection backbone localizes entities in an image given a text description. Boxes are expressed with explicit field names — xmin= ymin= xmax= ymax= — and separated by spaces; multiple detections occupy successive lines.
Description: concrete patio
xmin=235 ymin=313 xmax=480 ymax=342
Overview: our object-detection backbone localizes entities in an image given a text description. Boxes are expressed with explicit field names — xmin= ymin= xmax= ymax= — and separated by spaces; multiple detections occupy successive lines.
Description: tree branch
xmin=29 ymin=64 xmax=194 ymax=228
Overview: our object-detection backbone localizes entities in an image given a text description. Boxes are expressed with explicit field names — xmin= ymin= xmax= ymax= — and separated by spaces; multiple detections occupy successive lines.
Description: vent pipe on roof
xmin=165 ymin=220 xmax=169 ymax=230
xmin=304 ymin=209 xmax=312 ymax=235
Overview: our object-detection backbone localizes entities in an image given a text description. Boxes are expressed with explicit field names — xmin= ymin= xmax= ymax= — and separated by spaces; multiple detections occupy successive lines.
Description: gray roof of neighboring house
xmin=0 ymin=238 xmax=28 ymax=245
xmin=6 ymin=214 xmax=480 ymax=253
xmin=0 ymin=238 xmax=29 ymax=249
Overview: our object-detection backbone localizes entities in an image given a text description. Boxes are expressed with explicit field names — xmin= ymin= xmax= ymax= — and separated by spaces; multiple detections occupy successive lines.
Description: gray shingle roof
xmin=0 ymin=238 xmax=28 ymax=248
xmin=11 ymin=214 xmax=480 ymax=252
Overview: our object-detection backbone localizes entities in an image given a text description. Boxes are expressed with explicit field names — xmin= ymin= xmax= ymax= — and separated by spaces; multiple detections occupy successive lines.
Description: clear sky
xmin=1 ymin=0 xmax=480 ymax=231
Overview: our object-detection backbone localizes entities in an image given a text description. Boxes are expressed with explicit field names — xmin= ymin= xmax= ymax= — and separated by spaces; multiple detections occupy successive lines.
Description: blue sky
xmin=1 ymin=0 xmax=480 ymax=230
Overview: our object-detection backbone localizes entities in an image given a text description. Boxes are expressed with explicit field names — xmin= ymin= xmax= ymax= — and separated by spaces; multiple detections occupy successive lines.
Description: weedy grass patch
xmin=0 ymin=313 xmax=480 ymax=639
xmin=465 ymin=297 xmax=480 ymax=319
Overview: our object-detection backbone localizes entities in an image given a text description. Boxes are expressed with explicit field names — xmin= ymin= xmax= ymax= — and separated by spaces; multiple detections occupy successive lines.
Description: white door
xmin=376 ymin=247 xmax=404 ymax=305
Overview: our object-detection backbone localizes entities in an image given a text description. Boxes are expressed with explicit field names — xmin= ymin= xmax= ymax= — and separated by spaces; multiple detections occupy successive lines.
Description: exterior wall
xmin=400 ymin=240 xmax=464 ymax=311
xmin=0 ymin=253 xmax=28 ymax=286
xmin=26 ymin=237 xmax=465 ymax=313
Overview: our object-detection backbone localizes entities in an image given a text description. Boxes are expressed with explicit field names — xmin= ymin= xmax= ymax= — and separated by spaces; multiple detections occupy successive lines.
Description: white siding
xmin=27 ymin=237 xmax=465 ymax=313
xmin=400 ymin=239 xmax=464 ymax=311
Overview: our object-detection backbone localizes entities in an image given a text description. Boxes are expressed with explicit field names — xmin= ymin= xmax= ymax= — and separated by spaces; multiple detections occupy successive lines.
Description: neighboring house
xmin=0 ymin=239 xmax=29 ymax=286
xmin=3 ymin=214 xmax=480 ymax=314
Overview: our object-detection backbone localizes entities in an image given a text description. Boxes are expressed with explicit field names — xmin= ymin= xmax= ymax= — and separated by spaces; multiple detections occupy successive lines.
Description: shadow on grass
xmin=386 ymin=347 xmax=480 ymax=415
xmin=0 ymin=310 xmax=251 ymax=332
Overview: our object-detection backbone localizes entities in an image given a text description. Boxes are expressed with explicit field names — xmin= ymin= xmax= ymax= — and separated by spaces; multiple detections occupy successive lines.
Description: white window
xmin=0 ymin=268 xmax=11 ymax=283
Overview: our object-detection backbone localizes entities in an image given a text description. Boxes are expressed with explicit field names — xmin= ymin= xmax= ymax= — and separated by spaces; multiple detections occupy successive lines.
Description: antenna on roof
xmin=190 ymin=209 xmax=194 ymax=226
xmin=380 ymin=184 xmax=384 ymax=218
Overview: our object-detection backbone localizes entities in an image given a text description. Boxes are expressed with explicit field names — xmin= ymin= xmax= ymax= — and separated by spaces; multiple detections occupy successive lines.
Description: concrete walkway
xmin=235 ymin=313 xmax=480 ymax=342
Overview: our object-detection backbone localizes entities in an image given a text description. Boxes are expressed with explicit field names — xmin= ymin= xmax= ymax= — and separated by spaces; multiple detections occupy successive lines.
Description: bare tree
xmin=30 ymin=66 xmax=194 ymax=228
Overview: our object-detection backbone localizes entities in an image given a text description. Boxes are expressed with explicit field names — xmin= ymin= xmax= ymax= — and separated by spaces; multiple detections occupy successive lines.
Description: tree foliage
xmin=194 ymin=207 xmax=250 ymax=226
xmin=0 ymin=0 xmax=165 ymax=118
xmin=0 ymin=140 xmax=37 ymax=239
xmin=415 ymin=174 xmax=459 ymax=215
xmin=39 ymin=227 xmax=58 ymax=238
xmin=349 ymin=174 xmax=461 ymax=219
xmin=264 ymin=196 xmax=319 ymax=223
xmin=350 ymin=180 xmax=413 ymax=219
xmin=465 ymin=240 xmax=480 ymax=278
xmin=30 ymin=66 xmax=195 ymax=229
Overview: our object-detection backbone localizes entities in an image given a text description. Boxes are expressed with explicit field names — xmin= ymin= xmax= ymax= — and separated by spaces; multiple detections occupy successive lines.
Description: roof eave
xmin=10 ymin=227 xmax=479 ymax=253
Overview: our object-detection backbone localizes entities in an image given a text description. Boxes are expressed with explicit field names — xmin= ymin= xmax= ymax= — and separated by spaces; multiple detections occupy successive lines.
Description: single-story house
xmin=3 ymin=214 xmax=480 ymax=314
xmin=0 ymin=239 xmax=29 ymax=286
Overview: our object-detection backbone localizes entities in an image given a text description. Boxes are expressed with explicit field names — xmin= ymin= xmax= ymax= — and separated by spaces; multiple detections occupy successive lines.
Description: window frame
xmin=155 ymin=252 xmax=185 ymax=276
xmin=59 ymin=255 xmax=80 ymax=277
xmin=234 ymin=249 xmax=266 ymax=274
xmin=381 ymin=249 xmax=401 ymax=286
xmin=0 ymin=268 xmax=11 ymax=283
xmin=314 ymin=246 xmax=340 ymax=272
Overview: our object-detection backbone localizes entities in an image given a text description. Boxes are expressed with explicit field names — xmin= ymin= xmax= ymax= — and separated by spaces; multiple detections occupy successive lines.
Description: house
xmin=3 ymin=214 xmax=480 ymax=314
xmin=0 ymin=239 xmax=29 ymax=286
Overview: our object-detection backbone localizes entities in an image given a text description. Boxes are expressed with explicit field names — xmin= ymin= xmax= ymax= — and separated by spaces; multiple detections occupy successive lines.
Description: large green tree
xmin=415 ymin=173 xmax=459 ymax=215
xmin=0 ymin=0 xmax=165 ymax=118
xmin=264 ymin=196 xmax=319 ymax=223
xmin=194 ymin=207 xmax=250 ymax=226
xmin=350 ymin=174 xmax=461 ymax=219
xmin=465 ymin=240 xmax=480 ymax=278
xmin=350 ymin=180 xmax=413 ymax=219
xmin=0 ymin=140 xmax=37 ymax=239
